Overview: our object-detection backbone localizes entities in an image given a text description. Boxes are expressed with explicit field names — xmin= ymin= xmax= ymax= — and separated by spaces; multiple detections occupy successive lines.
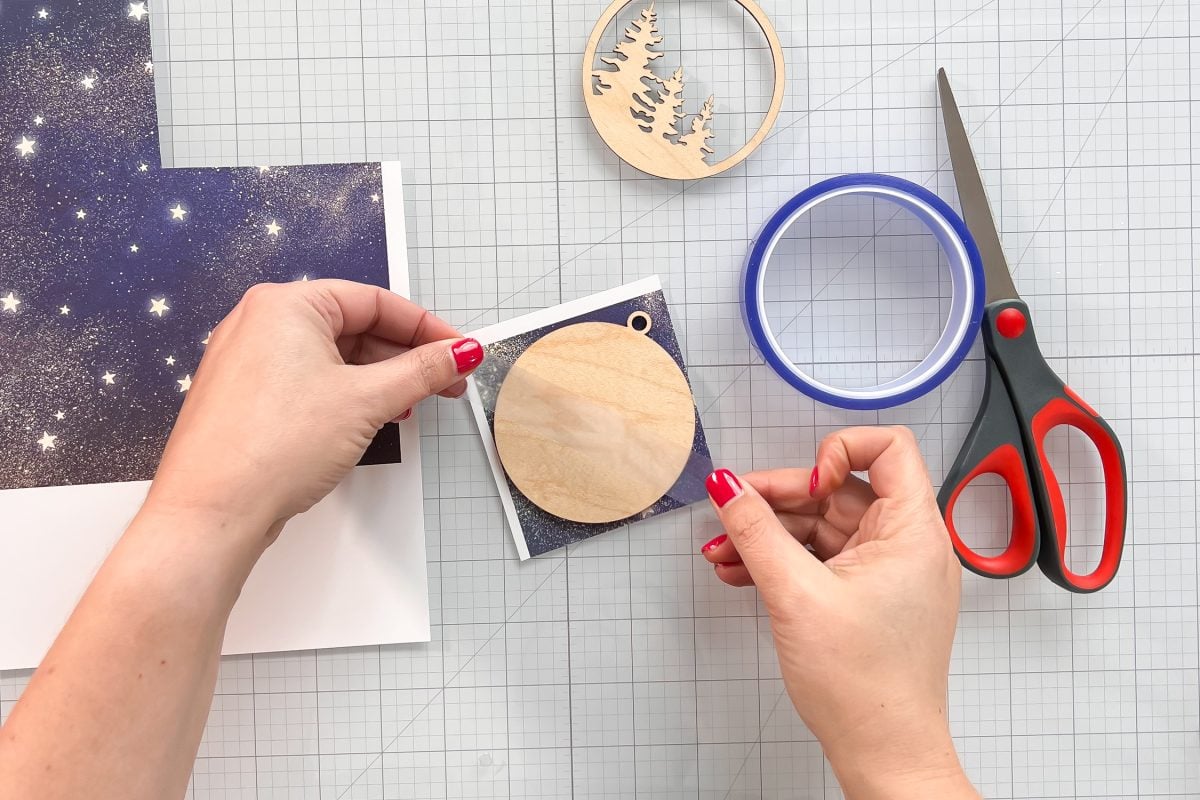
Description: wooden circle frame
xmin=582 ymin=0 xmax=786 ymax=180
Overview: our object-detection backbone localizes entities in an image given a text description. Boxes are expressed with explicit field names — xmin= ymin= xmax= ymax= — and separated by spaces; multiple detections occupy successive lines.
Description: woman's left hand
xmin=147 ymin=279 xmax=483 ymax=537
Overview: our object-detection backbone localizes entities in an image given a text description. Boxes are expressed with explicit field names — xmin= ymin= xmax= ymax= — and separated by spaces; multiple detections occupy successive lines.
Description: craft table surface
xmin=2 ymin=0 xmax=1199 ymax=797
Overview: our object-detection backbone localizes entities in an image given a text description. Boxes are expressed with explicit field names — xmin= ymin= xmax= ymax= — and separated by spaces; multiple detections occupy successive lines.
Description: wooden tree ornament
xmin=583 ymin=0 xmax=785 ymax=180
xmin=493 ymin=320 xmax=697 ymax=525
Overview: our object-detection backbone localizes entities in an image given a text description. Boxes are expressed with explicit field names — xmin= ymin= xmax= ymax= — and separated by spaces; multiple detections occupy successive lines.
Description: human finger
xmin=706 ymin=469 xmax=831 ymax=596
xmin=811 ymin=426 xmax=934 ymax=503
xmin=356 ymin=338 xmax=484 ymax=422
xmin=774 ymin=513 xmax=851 ymax=561
xmin=702 ymin=512 xmax=848 ymax=563
xmin=302 ymin=279 xmax=462 ymax=346
xmin=743 ymin=469 xmax=877 ymax=532
xmin=339 ymin=333 xmax=405 ymax=364
xmin=713 ymin=561 xmax=755 ymax=587
xmin=339 ymin=335 xmax=469 ymax=400
xmin=700 ymin=533 xmax=738 ymax=563
xmin=741 ymin=468 xmax=819 ymax=513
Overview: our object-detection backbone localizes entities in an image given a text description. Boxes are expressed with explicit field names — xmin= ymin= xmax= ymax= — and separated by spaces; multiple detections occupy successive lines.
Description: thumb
xmin=357 ymin=337 xmax=484 ymax=421
xmin=706 ymin=469 xmax=831 ymax=597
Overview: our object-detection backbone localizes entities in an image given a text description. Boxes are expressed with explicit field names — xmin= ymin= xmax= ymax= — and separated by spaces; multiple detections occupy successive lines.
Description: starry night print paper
xmin=467 ymin=278 xmax=714 ymax=560
xmin=0 ymin=0 xmax=399 ymax=491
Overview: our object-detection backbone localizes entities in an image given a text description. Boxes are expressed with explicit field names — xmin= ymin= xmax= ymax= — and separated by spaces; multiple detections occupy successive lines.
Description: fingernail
xmin=705 ymin=469 xmax=743 ymax=509
xmin=452 ymin=338 xmax=483 ymax=374
xmin=701 ymin=534 xmax=727 ymax=553
xmin=809 ymin=466 xmax=820 ymax=495
xmin=399 ymin=408 xmax=412 ymax=421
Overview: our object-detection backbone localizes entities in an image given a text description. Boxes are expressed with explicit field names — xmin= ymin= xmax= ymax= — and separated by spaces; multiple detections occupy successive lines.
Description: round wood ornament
xmin=493 ymin=320 xmax=697 ymax=524
xmin=583 ymin=0 xmax=786 ymax=180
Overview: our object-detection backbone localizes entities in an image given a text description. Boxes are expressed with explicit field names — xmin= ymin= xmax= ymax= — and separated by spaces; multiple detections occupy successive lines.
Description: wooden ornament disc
xmin=494 ymin=322 xmax=696 ymax=524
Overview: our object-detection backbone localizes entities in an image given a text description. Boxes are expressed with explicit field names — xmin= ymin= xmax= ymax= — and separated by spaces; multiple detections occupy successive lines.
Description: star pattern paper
xmin=470 ymin=284 xmax=714 ymax=559
xmin=0 ymin=0 xmax=401 ymax=490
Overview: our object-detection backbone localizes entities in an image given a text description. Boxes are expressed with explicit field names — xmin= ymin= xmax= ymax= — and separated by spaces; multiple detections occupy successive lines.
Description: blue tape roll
xmin=742 ymin=174 xmax=985 ymax=411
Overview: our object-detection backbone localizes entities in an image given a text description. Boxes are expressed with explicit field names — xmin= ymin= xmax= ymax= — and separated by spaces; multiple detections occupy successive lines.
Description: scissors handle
xmin=939 ymin=349 xmax=1040 ymax=579
xmin=939 ymin=300 xmax=1128 ymax=592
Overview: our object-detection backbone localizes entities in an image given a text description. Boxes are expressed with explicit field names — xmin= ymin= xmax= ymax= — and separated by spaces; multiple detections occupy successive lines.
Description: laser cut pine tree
xmin=649 ymin=68 xmax=686 ymax=140
xmin=593 ymin=4 xmax=664 ymax=126
xmin=589 ymin=4 xmax=718 ymax=173
xmin=679 ymin=96 xmax=716 ymax=157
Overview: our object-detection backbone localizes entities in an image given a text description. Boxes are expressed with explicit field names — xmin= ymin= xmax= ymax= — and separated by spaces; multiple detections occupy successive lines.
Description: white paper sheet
xmin=0 ymin=161 xmax=429 ymax=671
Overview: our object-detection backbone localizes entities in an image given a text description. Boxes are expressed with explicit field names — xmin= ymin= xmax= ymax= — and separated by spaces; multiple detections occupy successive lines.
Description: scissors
xmin=935 ymin=69 xmax=1128 ymax=593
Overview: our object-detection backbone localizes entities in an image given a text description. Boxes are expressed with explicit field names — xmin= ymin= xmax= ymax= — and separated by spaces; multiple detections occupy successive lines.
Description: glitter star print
xmin=0 ymin=1 xmax=398 ymax=489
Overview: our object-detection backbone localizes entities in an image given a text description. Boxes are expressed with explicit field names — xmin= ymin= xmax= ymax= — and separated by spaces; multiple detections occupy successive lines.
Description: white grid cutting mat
xmin=3 ymin=0 xmax=1199 ymax=797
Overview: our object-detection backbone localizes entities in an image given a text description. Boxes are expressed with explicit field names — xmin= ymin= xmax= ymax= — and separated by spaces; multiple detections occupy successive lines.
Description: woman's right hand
xmin=699 ymin=427 xmax=979 ymax=799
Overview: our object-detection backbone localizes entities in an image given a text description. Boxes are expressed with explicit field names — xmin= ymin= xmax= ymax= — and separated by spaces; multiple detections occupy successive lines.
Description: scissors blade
xmin=937 ymin=68 xmax=1018 ymax=304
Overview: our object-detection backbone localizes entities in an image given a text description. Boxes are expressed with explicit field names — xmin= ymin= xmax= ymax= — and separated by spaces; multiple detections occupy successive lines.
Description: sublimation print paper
xmin=0 ymin=1 xmax=429 ymax=670
xmin=468 ymin=277 xmax=713 ymax=560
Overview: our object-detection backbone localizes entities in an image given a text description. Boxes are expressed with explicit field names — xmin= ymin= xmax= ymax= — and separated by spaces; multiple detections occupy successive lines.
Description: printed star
xmin=128 ymin=2 xmax=148 ymax=21
xmin=165 ymin=355 xmax=176 ymax=366
xmin=33 ymin=115 xmax=44 ymax=126
xmin=201 ymin=331 xmax=211 ymax=345
xmin=1 ymin=292 xmax=20 ymax=312
xmin=37 ymin=8 xmax=49 ymax=19
xmin=76 ymin=209 xmax=87 ymax=219
xmin=59 ymin=305 xmax=70 ymax=315
xmin=149 ymin=297 xmax=170 ymax=317
xmin=144 ymin=61 xmax=154 ymax=74
xmin=265 ymin=220 xmax=281 ymax=237
xmin=53 ymin=411 xmax=65 ymax=421
xmin=370 ymin=193 xmax=380 ymax=203
xmin=130 ymin=243 xmax=139 ymax=253
xmin=177 ymin=374 xmax=192 ymax=393
xmin=169 ymin=203 xmax=187 ymax=221
xmin=101 ymin=371 xmax=116 ymax=385
xmin=15 ymin=137 xmax=35 ymax=157
xmin=137 ymin=162 xmax=149 ymax=172
xmin=37 ymin=432 xmax=57 ymax=452
xmin=80 ymin=75 xmax=96 ymax=90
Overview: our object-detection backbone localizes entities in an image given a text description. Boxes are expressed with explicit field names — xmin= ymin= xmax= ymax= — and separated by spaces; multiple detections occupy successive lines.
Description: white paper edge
xmin=465 ymin=276 xmax=663 ymax=561
xmin=470 ymin=276 xmax=662 ymax=346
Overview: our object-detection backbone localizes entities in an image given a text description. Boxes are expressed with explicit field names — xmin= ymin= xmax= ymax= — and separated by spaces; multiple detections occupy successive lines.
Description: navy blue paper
xmin=0 ymin=1 xmax=398 ymax=490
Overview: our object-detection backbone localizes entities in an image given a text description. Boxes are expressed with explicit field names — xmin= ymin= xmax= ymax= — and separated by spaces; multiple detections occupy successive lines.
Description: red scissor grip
xmin=943 ymin=443 xmax=1039 ymax=578
xmin=1030 ymin=396 xmax=1127 ymax=592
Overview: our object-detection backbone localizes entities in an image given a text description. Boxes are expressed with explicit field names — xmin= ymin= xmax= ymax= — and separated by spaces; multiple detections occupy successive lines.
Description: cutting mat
xmin=3 ymin=0 xmax=1199 ymax=797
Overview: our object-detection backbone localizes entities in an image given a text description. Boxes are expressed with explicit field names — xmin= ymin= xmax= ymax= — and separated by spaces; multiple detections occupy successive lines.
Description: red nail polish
xmin=705 ymin=469 xmax=743 ymax=509
xmin=810 ymin=466 xmax=820 ymax=495
xmin=452 ymin=338 xmax=483 ymax=374
xmin=399 ymin=408 xmax=412 ymax=421
xmin=701 ymin=534 xmax=728 ymax=553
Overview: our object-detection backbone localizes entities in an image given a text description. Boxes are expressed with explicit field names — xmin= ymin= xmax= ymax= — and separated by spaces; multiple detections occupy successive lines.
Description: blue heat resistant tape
xmin=742 ymin=174 xmax=986 ymax=411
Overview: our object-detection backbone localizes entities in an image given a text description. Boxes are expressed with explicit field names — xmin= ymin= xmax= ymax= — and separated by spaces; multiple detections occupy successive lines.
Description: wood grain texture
xmin=494 ymin=322 xmax=697 ymax=524
xmin=582 ymin=0 xmax=786 ymax=180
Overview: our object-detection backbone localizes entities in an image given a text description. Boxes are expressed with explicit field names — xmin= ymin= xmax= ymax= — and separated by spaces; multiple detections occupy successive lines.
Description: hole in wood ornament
xmin=627 ymin=310 xmax=653 ymax=333
xmin=493 ymin=322 xmax=697 ymax=524
xmin=583 ymin=0 xmax=786 ymax=180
